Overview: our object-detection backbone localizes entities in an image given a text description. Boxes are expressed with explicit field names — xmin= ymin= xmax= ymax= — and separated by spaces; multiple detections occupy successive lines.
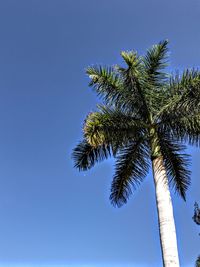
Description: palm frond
xmin=110 ymin=140 xmax=149 ymax=207
xmin=158 ymin=133 xmax=191 ymax=200
xmin=156 ymin=69 xmax=200 ymax=121
xmin=83 ymin=105 xmax=147 ymax=148
xmin=117 ymin=51 xmax=151 ymax=121
xmin=175 ymin=114 xmax=200 ymax=146
xmin=72 ymin=139 xmax=111 ymax=171
xmin=143 ymin=40 xmax=169 ymax=87
xmin=156 ymin=69 xmax=200 ymax=146
xmin=159 ymin=113 xmax=200 ymax=147
xmin=120 ymin=50 xmax=141 ymax=69
xmin=86 ymin=65 xmax=128 ymax=109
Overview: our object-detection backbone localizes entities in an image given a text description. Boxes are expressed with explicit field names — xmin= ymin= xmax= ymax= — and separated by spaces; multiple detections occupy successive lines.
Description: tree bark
xmin=152 ymin=156 xmax=180 ymax=267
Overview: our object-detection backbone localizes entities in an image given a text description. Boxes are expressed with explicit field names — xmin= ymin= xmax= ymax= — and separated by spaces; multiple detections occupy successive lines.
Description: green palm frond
xmin=87 ymin=55 xmax=151 ymax=119
xmin=117 ymin=51 xmax=142 ymax=93
xmin=173 ymin=70 xmax=200 ymax=113
xmin=156 ymin=69 xmax=200 ymax=146
xmin=86 ymin=66 xmax=128 ymax=109
xmin=118 ymin=51 xmax=143 ymax=84
xmin=117 ymin=52 xmax=150 ymax=120
xmin=158 ymin=133 xmax=191 ymax=200
xmin=174 ymin=114 xmax=200 ymax=146
xmin=157 ymin=69 xmax=200 ymax=121
xmin=72 ymin=139 xmax=111 ymax=171
xmin=120 ymin=51 xmax=141 ymax=68
xmin=170 ymin=69 xmax=200 ymax=93
xmin=83 ymin=105 xmax=147 ymax=148
xmin=142 ymin=40 xmax=169 ymax=87
xmin=159 ymin=113 xmax=200 ymax=147
xmin=110 ymin=140 xmax=149 ymax=207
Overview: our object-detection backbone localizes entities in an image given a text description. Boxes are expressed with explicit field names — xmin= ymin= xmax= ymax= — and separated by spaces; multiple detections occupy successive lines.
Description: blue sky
xmin=0 ymin=0 xmax=199 ymax=266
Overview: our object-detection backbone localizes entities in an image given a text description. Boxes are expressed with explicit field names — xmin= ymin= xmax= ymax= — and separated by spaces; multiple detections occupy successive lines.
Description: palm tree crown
xmin=72 ymin=40 xmax=200 ymax=207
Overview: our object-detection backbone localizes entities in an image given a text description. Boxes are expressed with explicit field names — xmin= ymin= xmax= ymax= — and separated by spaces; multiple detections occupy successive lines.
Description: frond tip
xmin=120 ymin=50 xmax=140 ymax=68
xmin=72 ymin=140 xmax=111 ymax=171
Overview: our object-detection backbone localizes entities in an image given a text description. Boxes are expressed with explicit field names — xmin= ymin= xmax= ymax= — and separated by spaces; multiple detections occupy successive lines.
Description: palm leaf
xmin=83 ymin=106 xmax=147 ymax=148
xmin=117 ymin=51 xmax=150 ymax=120
xmin=159 ymin=113 xmax=200 ymax=147
xmin=86 ymin=65 xmax=131 ymax=110
xmin=110 ymin=140 xmax=149 ymax=207
xmin=157 ymin=69 xmax=200 ymax=121
xmin=158 ymin=133 xmax=191 ymax=200
xmin=72 ymin=139 xmax=111 ymax=171
xmin=142 ymin=40 xmax=169 ymax=87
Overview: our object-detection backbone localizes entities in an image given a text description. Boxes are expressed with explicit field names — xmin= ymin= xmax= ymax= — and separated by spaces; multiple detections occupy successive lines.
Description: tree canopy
xmin=73 ymin=40 xmax=200 ymax=207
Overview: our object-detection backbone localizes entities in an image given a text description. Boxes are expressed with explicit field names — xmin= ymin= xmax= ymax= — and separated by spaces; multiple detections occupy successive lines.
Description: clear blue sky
xmin=0 ymin=0 xmax=199 ymax=266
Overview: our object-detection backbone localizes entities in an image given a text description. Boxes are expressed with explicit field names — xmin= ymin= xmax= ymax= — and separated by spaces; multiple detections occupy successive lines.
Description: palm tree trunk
xmin=152 ymin=156 xmax=180 ymax=267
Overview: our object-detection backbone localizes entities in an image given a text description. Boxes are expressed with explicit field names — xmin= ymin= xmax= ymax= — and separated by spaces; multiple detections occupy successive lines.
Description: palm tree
xmin=72 ymin=40 xmax=200 ymax=266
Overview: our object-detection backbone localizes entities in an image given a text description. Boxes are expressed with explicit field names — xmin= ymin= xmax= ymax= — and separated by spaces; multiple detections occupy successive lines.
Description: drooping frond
xmin=158 ymin=133 xmax=191 ymax=200
xmin=83 ymin=105 xmax=147 ymax=150
xmin=159 ymin=112 xmax=200 ymax=147
xmin=157 ymin=69 xmax=200 ymax=121
xmin=156 ymin=69 xmax=200 ymax=146
xmin=170 ymin=68 xmax=200 ymax=95
xmin=175 ymin=114 xmax=200 ymax=146
xmin=72 ymin=139 xmax=111 ymax=171
xmin=110 ymin=140 xmax=149 ymax=207
xmin=142 ymin=40 xmax=169 ymax=87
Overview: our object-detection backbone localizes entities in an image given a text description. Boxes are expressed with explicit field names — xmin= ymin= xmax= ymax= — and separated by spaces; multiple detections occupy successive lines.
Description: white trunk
xmin=152 ymin=156 xmax=180 ymax=267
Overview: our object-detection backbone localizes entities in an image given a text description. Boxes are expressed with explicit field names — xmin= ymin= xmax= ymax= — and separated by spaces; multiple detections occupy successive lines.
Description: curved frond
xmin=158 ymin=133 xmax=191 ymax=200
xmin=143 ymin=40 xmax=169 ymax=87
xmin=72 ymin=139 xmax=111 ymax=171
xmin=86 ymin=65 xmax=130 ymax=110
xmin=159 ymin=113 xmax=200 ymax=146
xmin=157 ymin=69 xmax=200 ymax=121
xmin=110 ymin=140 xmax=149 ymax=207
xmin=83 ymin=106 xmax=147 ymax=149
xmin=120 ymin=50 xmax=141 ymax=69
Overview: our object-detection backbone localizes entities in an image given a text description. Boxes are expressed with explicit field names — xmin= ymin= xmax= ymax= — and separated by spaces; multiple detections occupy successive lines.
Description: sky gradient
xmin=0 ymin=0 xmax=199 ymax=266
